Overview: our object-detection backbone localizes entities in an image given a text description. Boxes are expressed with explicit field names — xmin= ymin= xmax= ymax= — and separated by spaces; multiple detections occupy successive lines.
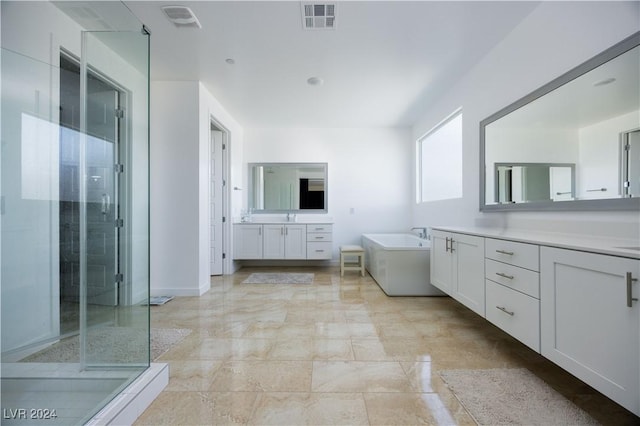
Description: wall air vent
xmin=301 ymin=2 xmax=336 ymax=30
xmin=162 ymin=5 xmax=202 ymax=29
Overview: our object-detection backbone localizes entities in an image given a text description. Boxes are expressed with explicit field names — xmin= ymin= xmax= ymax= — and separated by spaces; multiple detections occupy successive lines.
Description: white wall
xmin=411 ymin=1 xmax=640 ymax=238
xmin=151 ymin=81 xmax=243 ymax=295
xmin=151 ymin=82 xmax=201 ymax=296
xmin=578 ymin=111 xmax=639 ymax=199
xmin=243 ymin=127 xmax=412 ymax=258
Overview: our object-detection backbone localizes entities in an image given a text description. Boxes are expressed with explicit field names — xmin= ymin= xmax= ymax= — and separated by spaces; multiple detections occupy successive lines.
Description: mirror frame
xmin=247 ymin=162 xmax=328 ymax=214
xmin=480 ymin=31 xmax=640 ymax=212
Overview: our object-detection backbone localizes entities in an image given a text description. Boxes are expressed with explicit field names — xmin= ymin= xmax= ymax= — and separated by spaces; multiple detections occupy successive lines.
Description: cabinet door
xmin=430 ymin=230 xmax=453 ymax=294
xmin=233 ymin=225 xmax=263 ymax=259
xmin=285 ymin=225 xmax=307 ymax=259
xmin=541 ymin=247 xmax=639 ymax=415
xmin=263 ymin=224 xmax=285 ymax=259
xmin=452 ymin=233 xmax=485 ymax=316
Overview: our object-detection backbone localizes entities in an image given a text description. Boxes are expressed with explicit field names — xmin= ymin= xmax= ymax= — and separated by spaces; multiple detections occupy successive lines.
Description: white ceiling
xmin=123 ymin=1 xmax=540 ymax=128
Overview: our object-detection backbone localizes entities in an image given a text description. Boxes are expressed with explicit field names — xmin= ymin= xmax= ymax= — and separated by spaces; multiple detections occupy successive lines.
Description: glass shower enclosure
xmin=1 ymin=1 xmax=150 ymax=424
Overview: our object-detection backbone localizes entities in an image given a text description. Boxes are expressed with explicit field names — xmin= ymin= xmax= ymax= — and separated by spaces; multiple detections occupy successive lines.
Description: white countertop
xmin=235 ymin=221 xmax=334 ymax=224
xmin=234 ymin=216 xmax=333 ymax=224
xmin=431 ymin=226 xmax=640 ymax=260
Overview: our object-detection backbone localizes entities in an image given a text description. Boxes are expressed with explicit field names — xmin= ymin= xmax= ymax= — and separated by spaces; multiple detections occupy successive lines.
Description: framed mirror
xmin=480 ymin=31 xmax=640 ymax=211
xmin=248 ymin=162 xmax=328 ymax=213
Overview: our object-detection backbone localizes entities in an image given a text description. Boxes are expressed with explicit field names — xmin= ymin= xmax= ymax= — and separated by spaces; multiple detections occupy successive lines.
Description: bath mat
xmin=439 ymin=368 xmax=599 ymax=425
xmin=20 ymin=328 xmax=191 ymax=363
xmin=242 ymin=272 xmax=314 ymax=284
xmin=148 ymin=296 xmax=174 ymax=306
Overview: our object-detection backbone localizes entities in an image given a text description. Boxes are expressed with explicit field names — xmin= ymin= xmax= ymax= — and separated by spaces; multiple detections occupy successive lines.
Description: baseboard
xmin=150 ymin=288 xmax=200 ymax=297
xmin=151 ymin=279 xmax=210 ymax=297
xmin=236 ymin=259 xmax=338 ymax=267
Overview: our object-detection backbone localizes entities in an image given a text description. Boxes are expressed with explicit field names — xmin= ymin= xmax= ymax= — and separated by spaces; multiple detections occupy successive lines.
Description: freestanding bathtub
xmin=361 ymin=233 xmax=445 ymax=296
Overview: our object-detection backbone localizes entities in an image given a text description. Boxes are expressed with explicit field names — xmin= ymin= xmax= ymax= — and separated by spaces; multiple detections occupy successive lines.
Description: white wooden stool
xmin=340 ymin=245 xmax=365 ymax=277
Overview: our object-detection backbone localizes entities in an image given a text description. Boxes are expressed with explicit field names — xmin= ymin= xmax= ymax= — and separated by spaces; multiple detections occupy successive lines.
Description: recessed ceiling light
xmin=307 ymin=77 xmax=324 ymax=86
xmin=593 ymin=77 xmax=616 ymax=87
xmin=225 ymin=58 xmax=235 ymax=65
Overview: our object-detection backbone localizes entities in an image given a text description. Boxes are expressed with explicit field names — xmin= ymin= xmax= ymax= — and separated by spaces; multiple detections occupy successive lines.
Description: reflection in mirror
xmin=495 ymin=163 xmax=575 ymax=204
xmin=249 ymin=163 xmax=327 ymax=213
xmin=480 ymin=32 xmax=640 ymax=211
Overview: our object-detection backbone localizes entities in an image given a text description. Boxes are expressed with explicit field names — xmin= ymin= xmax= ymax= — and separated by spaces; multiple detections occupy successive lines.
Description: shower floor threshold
xmin=2 ymin=363 xmax=168 ymax=425
xmin=86 ymin=362 xmax=168 ymax=425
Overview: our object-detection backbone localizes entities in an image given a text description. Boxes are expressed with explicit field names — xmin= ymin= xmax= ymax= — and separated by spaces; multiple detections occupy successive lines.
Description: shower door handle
xmin=101 ymin=193 xmax=111 ymax=215
xmin=627 ymin=272 xmax=638 ymax=307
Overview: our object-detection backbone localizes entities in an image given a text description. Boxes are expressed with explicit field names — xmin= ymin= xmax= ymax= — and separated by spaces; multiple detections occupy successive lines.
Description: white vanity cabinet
xmin=540 ymin=247 xmax=640 ymax=415
xmin=233 ymin=224 xmax=263 ymax=259
xmin=430 ymin=230 xmax=485 ymax=316
xmin=431 ymin=225 xmax=640 ymax=415
xmin=263 ymin=224 xmax=307 ymax=259
xmin=233 ymin=223 xmax=332 ymax=260
xmin=485 ymin=238 xmax=540 ymax=352
xmin=306 ymin=224 xmax=333 ymax=259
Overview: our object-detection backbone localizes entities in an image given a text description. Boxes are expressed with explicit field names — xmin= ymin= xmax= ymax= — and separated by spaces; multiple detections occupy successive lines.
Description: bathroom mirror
xmin=248 ymin=162 xmax=328 ymax=213
xmin=495 ymin=163 xmax=575 ymax=204
xmin=480 ymin=31 xmax=640 ymax=211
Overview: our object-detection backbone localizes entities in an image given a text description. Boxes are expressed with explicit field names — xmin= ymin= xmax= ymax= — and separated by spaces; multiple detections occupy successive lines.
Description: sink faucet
xmin=411 ymin=227 xmax=428 ymax=239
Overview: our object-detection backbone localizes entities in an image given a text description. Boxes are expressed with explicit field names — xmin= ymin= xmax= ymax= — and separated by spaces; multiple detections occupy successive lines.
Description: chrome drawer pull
xmin=495 ymin=272 xmax=514 ymax=280
xmin=626 ymin=272 xmax=638 ymax=308
xmin=496 ymin=249 xmax=514 ymax=255
xmin=315 ymin=250 xmax=324 ymax=252
xmin=496 ymin=306 xmax=514 ymax=316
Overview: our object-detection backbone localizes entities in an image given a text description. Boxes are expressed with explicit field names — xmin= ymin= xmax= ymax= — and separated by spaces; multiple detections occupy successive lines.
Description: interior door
xmin=625 ymin=130 xmax=640 ymax=197
xmin=210 ymin=128 xmax=223 ymax=275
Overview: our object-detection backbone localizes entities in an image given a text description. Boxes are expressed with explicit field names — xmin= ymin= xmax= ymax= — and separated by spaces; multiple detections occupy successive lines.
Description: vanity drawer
xmin=307 ymin=242 xmax=332 ymax=259
xmin=307 ymin=232 xmax=332 ymax=242
xmin=485 ymin=238 xmax=539 ymax=271
xmin=485 ymin=258 xmax=539 ymax=299
xmin=307 ymin=224 xmax=333 ymax=234
xmin=485 ymin=280 xmax=540 ymax=352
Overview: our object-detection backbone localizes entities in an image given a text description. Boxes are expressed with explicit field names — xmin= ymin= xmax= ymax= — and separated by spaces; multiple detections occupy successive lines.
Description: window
xmin=417 ymin=109 xmax=463 ymax=202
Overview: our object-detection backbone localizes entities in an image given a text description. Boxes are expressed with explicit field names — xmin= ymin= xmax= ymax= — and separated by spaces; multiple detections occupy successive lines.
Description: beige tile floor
xmin=136 ymin=266 xmax=639 ymax=425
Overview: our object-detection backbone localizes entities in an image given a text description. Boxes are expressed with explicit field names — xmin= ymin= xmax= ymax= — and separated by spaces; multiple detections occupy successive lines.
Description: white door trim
xmin=209 ymin=115 xmax=231 ymax=275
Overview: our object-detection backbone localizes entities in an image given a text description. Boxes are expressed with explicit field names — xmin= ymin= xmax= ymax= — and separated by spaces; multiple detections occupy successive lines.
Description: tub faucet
xmin=411 ymin=227 xmax=427 ymax=239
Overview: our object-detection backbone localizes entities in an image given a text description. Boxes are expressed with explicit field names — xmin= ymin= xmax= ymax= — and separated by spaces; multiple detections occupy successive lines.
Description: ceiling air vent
xmin=301 ymin=2 xmax=336 ymax=30
xmin=162 ymin=5 xmax=202 ymax=29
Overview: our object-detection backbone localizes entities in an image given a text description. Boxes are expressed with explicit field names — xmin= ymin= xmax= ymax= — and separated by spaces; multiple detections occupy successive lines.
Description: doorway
xmin=622 ymin=129 xmax=640 ymax=197
xmin=209 ymin=120 xmax=229 ymax=276
xmin=59 ymin=53 xmax=125 ymax=333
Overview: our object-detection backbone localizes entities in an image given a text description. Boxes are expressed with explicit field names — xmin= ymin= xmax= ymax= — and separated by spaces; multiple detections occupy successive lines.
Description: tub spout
xmin=411 ymin=227 xmax=427 ymax=239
